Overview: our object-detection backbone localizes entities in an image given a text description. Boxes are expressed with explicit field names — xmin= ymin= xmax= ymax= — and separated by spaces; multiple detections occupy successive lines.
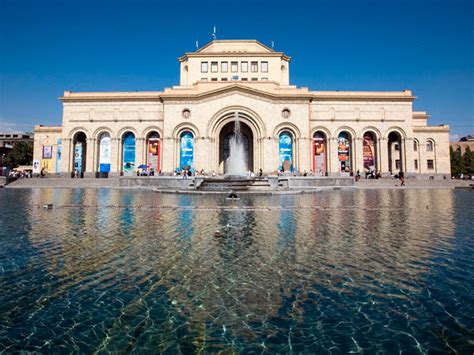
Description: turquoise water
xmin=0 ymin=188 xmax=473 ymax=353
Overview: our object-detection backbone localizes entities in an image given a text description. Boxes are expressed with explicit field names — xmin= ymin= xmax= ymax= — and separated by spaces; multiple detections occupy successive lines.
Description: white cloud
xmin=449 ymin=133 xmax=461 ymax=142
xmin=0 ymin=119 xmax=34 ymax=133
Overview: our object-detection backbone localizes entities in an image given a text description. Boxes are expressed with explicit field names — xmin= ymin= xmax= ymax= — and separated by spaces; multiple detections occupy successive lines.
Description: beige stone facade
xmin=34 ymin=40 xmax=450 ymax=178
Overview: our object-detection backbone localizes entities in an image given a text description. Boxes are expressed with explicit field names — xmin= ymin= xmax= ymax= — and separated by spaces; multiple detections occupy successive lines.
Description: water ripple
xmin=0 ymin=188 xmax=473 ymax=353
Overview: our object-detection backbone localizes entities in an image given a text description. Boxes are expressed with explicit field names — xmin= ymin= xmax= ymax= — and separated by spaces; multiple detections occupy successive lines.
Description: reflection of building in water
xmin=33 ymin=40 xmax=450 ymax=178
xmin=25 ymin=190 xmax=455 ymax=341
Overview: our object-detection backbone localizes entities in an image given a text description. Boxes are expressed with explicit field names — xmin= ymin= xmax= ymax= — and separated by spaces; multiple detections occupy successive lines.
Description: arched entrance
xmin=121 ymin=131 xmax=136 ymax=175
xmin=97 ymin=132 xmax=111 ymax=174
xmin=219 ymin=121 xmax=254 ymax=173
xmin=337 ymin=131 xmax=352 ymax=173
xmin=388 ymin=131 xmax=403 ymax=174
xmin=146 ymin=131 xmax=161 ymax=172
xmin=362 ymin=131 xmax=377 ymax=173
xmin=72 ymin=132 xmax=87 ymax=175
xmin=313 ymin=131 xmax=327 ymax=175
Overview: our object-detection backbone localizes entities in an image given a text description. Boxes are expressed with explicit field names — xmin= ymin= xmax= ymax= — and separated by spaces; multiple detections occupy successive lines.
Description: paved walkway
xmin=5 ymin=176 xmax=472 ymax=190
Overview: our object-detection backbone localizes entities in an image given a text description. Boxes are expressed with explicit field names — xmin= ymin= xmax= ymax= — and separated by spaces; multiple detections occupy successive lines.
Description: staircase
xmin=197 ymin=177 xmax=272 ymax=191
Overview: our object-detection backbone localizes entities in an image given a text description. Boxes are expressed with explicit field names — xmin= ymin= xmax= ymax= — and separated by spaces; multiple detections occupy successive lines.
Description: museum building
xmin=33 ymin=40 xmax=450 ymax=178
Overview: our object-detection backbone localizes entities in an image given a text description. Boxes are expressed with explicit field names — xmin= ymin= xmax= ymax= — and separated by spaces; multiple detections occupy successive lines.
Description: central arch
xmin=219 ymin=121 xmax=254 ymax=173
xmin=208 ymin=107 xmax=264 ymax=173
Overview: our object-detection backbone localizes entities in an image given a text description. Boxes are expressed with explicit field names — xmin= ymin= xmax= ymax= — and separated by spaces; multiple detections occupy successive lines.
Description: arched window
xmin=179 ymin=131 xmax=194 ymax=170
xmin=413 ymin=139 xmax=418 ymax=152
xmin=147 ymin=132 xmax=160 ymax=172
xmin=313 ymin=131 xmax=327 ymax=175
xmin=362 ymin=132 xmax=377 ymax=172
xmin=426 ymin=140 xmax=434 ymax=152
xmin=337 ymin=131 xmax=352 ymax=173
xmin=98 ymin=132 xmax=111 ymax=173
xmin=279 ymin=131 xmax=293 ymax=172
xmin=122 ymin=132 xmax=136 ymax=175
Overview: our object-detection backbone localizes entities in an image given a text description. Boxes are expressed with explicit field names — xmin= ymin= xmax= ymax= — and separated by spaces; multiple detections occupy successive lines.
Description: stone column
xmin=329 ymin=137 xmax=339 ymax=176
xmin=354 ymin=137 xmax=363 ymax=173
xmin=62 ymin=138 xmax=72 ymax=176
xmin=85 ymin=138 xmax=96 ymax=176
xmin=135 ymin=138 xmax=145 ymax=167
xmin=379 ymin=137 xmax=390 ymax=176
xmin=403 ymin=138 xmax=415 ymax=176
xmin=298 ymin=137 xmax=311 ymax=173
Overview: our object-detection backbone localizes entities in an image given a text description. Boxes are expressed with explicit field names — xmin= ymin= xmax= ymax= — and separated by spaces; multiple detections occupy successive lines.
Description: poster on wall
xmin=363 ymin=134 xmax=375 ymax=171
xmin=33 ymin=159 xmax=40 ymax=174
xmin=148 ymin=138 xmax=159 ymax=171
xmin=180 ymin=133 xmax=194 ymax=169
xmin=41 ymin=159 xmax=53 ymax=173
xmin=74 ymin=142 xmax=83 ymax=173
xmin=337 ymin=136 xmax=351 ymax=172
xmin=314 ymin=137 xmax=326 ymax=174
xmin=279 ymin=133 xmax=293 ymax=172
xmin=42 ymin=146 xmax=52 ymax=159
xmin=99 ymin=135 xmax=111 ymax=173
xmin=122 ymin=134 xmax=135 ymax=174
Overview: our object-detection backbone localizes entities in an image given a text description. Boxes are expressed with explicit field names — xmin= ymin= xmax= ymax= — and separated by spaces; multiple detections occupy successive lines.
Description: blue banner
xmin=279 ymin=132 xmax=293 ymax=171
xmin=180 ymin=132 xmax=194 ymax=169
xmin=122 ymin=132 xmax=135 ymax=174
xmin=56 ymin=139 xmax=62 ymax=173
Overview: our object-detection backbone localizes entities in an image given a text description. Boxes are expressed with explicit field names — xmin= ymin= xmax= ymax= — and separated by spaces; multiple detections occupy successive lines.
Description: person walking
xmin=399 ymin=170 xmax=405 ymax=186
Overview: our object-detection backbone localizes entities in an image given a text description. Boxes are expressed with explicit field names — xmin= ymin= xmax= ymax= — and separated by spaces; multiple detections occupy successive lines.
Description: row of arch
xmin=67 ymin=125 xmax=438 ymax=175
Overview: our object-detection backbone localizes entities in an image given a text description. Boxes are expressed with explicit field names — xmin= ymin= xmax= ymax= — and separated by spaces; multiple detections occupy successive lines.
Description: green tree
xmin=463 ymin=146 xmax=474 ymax=175
xmin=450 ymin=146 xmax=463 ymax=176
xmin=3 ymin=141 xmax=33 ymax=169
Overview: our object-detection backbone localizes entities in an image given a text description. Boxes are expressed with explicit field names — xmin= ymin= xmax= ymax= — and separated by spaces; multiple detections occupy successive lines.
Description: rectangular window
xmin=251 ymin=77 xmax=258 ymax=81
xmin=211 ymin=62 xmax=218 ymax=73
xmin=201 ymin=78 xmax=208 ymax=82
xmin=394 ymin=144 xmax=399 ymax=151
xmin=201 ymin=62 xmax=208 ymax=73
xmin=231 ymin=61 xmax=238 ymax=72
xmin=261 ymin=77 xmax=268 ymax=81
xmin=231 ymin=75 xmax=239 ymax=81
xmin=414 ymin=159 xmax=418 ymax=170
xmin=241 ymin=62 xmax=248 ymax=72
xmin=211 ymin=78 xmax=218 ymax=81
xmin=251 ymin=61 xmax=258 ymax=72
xmin=395 ymin=159 xmax=400 ymax=170
xmin=427 ymin=159 xmax=434 ymax=169
xmin=261 ymin=61 xmax=268 ymax=72
xmin=221 ymin=62 xmax=228 ymax=72
xmin=221 ymin=77 xmax=228 ymax=81
xmin=241 ymin=78 xmax=248 ymax=81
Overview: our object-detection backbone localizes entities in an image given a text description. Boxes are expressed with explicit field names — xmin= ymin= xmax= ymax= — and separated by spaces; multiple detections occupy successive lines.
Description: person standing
xmin=399 ymin=170 xmax=405 ymax=186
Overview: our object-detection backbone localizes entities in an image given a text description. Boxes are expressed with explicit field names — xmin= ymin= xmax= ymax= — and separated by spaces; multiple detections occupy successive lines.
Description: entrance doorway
xmin=219 ymin=121 xmax=254 ymax=173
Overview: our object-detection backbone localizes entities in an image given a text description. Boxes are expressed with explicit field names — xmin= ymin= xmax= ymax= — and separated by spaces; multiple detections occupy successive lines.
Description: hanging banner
xmin=74 ymin=142 xmax=83 ymax=173
xmin=337 ymin=136 xmax=351 ymax=172
xmin=56 ymin=139 xmax=62 ymax=173
xmin=363 ymin=133 xmax=375 ymax=170
xmin=314 ymin=136 xmax=326 ymax=174
xmin=180 ymin=132 xmax=194 ymax=169
xmin=99 ymin=135 xmax=111 ymax=173
xmin=148 ymin=138 xmax=160 ymax=171
xmin=122 ymin=133 xmax=135 ymax=174
xmin=279 ymin=132 xmax=293 ymax=171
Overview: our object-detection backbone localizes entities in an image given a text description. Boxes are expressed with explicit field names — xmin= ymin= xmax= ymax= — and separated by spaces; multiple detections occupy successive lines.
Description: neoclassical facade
xmin=34 ymin=40 xmax=450 ymax=178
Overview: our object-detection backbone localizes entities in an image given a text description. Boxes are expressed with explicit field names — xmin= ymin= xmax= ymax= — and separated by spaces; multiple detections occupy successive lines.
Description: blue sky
xmin=1 ymin=0 xmax=473 ymax=139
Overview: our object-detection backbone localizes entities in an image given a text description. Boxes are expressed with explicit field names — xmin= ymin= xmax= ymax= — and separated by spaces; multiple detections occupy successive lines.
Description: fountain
xmin=225 ymin=112 xmax=247 ymax=177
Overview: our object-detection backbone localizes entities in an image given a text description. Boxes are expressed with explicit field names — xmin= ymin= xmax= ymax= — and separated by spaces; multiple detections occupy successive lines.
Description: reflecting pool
xmin=0 ymin=188 xmax=473 ymax=353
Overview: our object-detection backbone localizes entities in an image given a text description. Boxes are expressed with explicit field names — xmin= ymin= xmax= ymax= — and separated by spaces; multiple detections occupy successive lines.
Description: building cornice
xmin=311 ymin=90 xmax=416 ymax=102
